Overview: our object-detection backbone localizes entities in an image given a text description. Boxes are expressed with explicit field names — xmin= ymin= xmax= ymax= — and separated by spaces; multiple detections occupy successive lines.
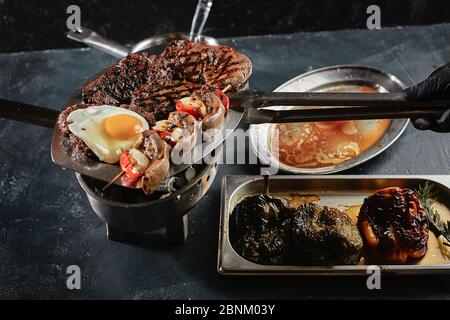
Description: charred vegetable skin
xmin=230 ymin=195 xmax=363 ymax=265
xmin=358 ymin=187 xmax=429 ymax=263
xmin=291 ymin=204 xmax=363 ymax=265
xmin=230 ymin=195 xmax=291 ymax=265
xmin=119 ymin=150 xmax=144 ymax=184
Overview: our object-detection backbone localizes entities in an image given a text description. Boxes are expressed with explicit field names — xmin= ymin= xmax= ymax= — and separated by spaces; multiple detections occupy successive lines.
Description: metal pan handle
xmin=189 ymin=0 xmax=213 ymax=41
xmin=0 ymin=98 xmax=59 ymax=128
xmin=67 ymin=26 xmax=129 ymax=58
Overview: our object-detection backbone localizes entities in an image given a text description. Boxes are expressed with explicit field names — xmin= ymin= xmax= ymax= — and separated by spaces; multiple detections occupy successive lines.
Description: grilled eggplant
xmin=291 ymin=203 xmax=363 ymax=265
xmin=229 ymin=194 xmax=291 ymax=265
xmin=230 ymin=195 xmax=363 ymax=266
xmin=358 ymin=187 xmax=429 ymax=263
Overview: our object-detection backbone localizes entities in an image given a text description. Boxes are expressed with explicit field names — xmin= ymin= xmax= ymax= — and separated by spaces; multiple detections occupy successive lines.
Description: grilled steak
xmin=291 ymin=203 xmax=363 ymax=265
xmin=358 ymin=187 xmax=429 ymax=263
xmin=131 ymin=81 xmax=202 ymax=120
xmin=162 ymin=40 xmax=252 ymax=89
xmin=82 ymin=41 xmax=252 ymax=110
xmin=57 ymin=103 xmax=156 ymax=160
xmin=82 ymin=52 xmax=172 ymax=105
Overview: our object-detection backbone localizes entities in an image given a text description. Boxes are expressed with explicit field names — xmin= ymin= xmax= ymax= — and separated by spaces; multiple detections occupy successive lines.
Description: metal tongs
xmin=3 ymin=91 xmax=447 ymax=126
xmin=0 ymin=91 xmax=448 ymax=189
xmin=229 ymin=90 xmax=449 ymax=123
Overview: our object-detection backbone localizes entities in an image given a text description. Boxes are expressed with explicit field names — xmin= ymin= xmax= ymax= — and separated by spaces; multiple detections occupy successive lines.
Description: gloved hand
xmin=404 ymin=63 xmax=450 ymax=132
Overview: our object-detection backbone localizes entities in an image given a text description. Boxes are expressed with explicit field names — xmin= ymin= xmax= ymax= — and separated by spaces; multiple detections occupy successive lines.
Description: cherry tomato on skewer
xmin=175 ymin=100 xmax=203 ymax=119
xmin=175 ymin=96 xmax=206 ymax=119
xmin=214 ymin=89 xmax=230 ymax=111
xmin=148 ymin=129 xmax=177 ymax=146
xmin=119 ymin=150 xmax=143 ymax=185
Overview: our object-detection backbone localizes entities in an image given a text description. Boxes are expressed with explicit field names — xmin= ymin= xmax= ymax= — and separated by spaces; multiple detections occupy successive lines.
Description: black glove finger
xmin=435 ymin=109 xmax=450 ymax=132
xmin=428 ymin=63 xmax=450 ymax=78
xmin=411 ymin=117 xmax=437 ymax=131
xmin=404 ymin=63 xmax=450 ymax=99
xmin=428 ymin=64 xmax=449 ymax=78
xmin=404 ymin=80 xmax=435 ymax=99
xmin=412 ymin=110 xmax=450 ymax=132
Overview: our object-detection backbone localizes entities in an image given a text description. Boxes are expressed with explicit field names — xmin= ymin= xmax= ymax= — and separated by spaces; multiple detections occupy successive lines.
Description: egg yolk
xmin=103 ymin=114 xmax=144 ymax=140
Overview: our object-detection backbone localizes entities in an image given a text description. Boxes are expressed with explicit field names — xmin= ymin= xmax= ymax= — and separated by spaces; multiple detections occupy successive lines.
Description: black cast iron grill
xmin=76 ymin=145 xmax=222 ymax=244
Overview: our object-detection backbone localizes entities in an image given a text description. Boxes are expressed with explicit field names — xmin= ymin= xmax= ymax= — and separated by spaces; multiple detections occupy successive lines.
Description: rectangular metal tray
xmin=218 ymin=175 xmax=450 ymax=276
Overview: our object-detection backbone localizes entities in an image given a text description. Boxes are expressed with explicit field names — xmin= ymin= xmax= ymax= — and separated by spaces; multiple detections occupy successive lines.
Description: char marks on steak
xmin=161 ymin=40 xmax=252 ymax=89
xmin=131 ymin=81 xmax=202 ymax=120
xmin=82 ymin=52 xmax=172 ymax=105
xmin=82 ymin=40 xmax=252 ymax=111
xmin=358 ymin=187 xmax=429 ymax=263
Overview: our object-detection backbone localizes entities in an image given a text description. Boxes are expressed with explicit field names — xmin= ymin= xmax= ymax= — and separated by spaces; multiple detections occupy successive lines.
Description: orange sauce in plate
xmin=270 ymin=86 xmax=392 ymax=168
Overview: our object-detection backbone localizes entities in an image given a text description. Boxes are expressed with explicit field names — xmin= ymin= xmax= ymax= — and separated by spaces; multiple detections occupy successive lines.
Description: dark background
xmin=1 ymin=0 xmax=450 ymax=53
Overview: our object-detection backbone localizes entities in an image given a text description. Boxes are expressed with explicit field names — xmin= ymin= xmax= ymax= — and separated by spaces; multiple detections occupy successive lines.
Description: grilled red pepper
xmin=214 ymin=89 xmax=230 ymax=111
xmin=176 ymin=100 xmax=202 ymax=119
xmin=119 ymin=150 xmax=143 ymax=185
xmin=175 ymin=98 xmax=204 ymax=119
xmin=149 ymin=129 xmax=176 ymax=146
xmin=158 ymin=130 xmax=177 ymax=146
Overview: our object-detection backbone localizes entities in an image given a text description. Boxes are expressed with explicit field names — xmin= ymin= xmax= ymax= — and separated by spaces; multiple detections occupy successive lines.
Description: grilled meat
xmin=56 ymin=103 xmax=155 ymax=160
xmin=131 ymin=81 xmax=202 ymax=120
xmin=291 ymin=203 xmax=363 ymax=265
xmin=358 ymin=187 xmax=429 ymax=263
xmin=82 ymin=41 xmax=252 ymax=113
xmin=82 ymin=52 xmax=168 ymax=105
xmin=136 ymin=131 xmax=171 ymax=195
xmin=57 ymin=41 xmax=251 ymax=192
xmin=162 ymin=40 xmax=252 ymax=90
xmin=230 ymin=194 xmax=291 ymax=265
xmin=62 ymin=40 xmax=252 ymax=161
xmin=192 ymin=87 xmax=226 ymax=132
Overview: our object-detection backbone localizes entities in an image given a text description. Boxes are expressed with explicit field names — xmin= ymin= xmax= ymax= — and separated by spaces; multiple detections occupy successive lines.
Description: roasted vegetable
xmin=358 ymin=187 xmax=429 ymax=263
xmin=230 ymin=194 xmax=291 ymax=265
xmin=291 ymin=203 xmax=363 ymax=265
xmin=230 ymin=194 xmax=364 ymax=266
xmin=119 ymin=149 xmax=148 ymax=185
xmin=175 ymin=96 xmax=206 ymax=119
xmin=214 ymin=89 xmax=230 ymax=111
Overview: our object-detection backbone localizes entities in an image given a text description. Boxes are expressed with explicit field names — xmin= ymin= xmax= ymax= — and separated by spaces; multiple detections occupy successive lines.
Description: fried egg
xmin=67 ymin=105 xmax=149 ymax=163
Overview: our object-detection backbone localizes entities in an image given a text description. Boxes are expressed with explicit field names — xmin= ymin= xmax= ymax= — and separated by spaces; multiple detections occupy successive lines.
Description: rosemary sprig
xmin=415 ymin=181 xmax=450 ymax=246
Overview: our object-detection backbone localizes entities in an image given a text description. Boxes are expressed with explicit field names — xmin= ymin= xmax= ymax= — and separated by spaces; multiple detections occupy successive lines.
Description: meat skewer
xmin=101 ymin=86 xmax=229 ymax=193
xmin=101 ymin=170 xmax=125 ymax=191
xmin=139 ymin=131 xmax=172 ymax=194
xmin=154 ymin=111 xmax=201 ymax=164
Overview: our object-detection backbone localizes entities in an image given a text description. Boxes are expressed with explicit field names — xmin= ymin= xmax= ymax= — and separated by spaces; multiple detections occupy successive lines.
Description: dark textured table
xmin=0 ymin=24 xmax=449 ymax=299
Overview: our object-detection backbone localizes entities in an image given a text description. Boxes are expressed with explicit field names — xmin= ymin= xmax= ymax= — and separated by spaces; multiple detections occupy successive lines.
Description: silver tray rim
xmin=218 ymin=175 xmax=450 ymax=276
xmin=248 ymin=65 xmax=410 ymax=174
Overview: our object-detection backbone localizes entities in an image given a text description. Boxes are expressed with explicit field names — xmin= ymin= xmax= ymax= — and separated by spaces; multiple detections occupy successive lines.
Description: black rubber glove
xmin=404 ymin=63 xmax=450 ymax=132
